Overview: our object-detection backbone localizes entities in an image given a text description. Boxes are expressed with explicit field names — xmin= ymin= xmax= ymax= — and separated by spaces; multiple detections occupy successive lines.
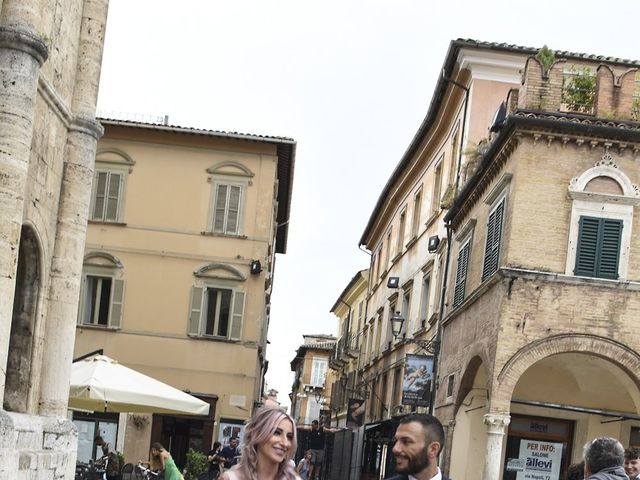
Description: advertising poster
xmin=515 ymin=439 xmax=563 ymax=480
xmin=401 ymin=354 xmax=433 ymax=407
xmin=218 ymin=419 xmax=245 ymax=448
xmin=346 ymin=398 xmax=365 ymax=428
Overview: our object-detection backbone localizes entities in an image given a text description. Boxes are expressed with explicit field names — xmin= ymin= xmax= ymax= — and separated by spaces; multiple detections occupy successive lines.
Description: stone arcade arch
xmin=4 ymin=225 xmax=42 ymax=413
xmin=477 ymin=334 xmax=640 ymax=480
xmin=493 ymin=333 xmax=640 ymax=414
xmin=449 ymin=354 xmax=491 ymax=480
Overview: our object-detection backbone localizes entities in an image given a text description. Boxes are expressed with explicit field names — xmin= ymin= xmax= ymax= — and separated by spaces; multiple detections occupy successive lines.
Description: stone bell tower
xmin=0 ymin=0 xmax=109 ymax=477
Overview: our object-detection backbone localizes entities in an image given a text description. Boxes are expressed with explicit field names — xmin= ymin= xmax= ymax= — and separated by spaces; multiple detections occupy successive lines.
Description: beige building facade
xmin=0 ymin=0 xmax=109 ymax=477
xmin=353 ymin=39 xmax=640 ymax=480
xmin=290 ymin=335 xmax=336 ymax=426
xmin=73 ymin=119 xmax=295 ymax=467
xmin=328 ymin=270 xmax=369 ymax=427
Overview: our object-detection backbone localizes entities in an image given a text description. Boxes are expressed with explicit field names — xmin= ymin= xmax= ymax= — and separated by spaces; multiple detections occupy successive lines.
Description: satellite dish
xmin=490 ymin=102 xmax=507 ymax=133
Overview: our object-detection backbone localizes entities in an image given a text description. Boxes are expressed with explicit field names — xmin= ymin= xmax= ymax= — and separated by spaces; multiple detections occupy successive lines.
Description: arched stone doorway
xmin=487 ymin=335 xmax=640 ymax=480
xmin=4 ymin=225 xmax=41 ymax=413
xmin=449 ymin=355 xmax=491 ymax=480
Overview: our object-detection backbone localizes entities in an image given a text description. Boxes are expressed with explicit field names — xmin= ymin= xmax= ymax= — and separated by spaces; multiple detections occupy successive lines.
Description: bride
xmin=221 ymin=407 xmax=300 ymax=480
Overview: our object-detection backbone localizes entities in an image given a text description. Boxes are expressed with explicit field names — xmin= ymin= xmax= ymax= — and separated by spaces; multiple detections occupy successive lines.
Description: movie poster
xmin=401 ymin=354 xmax=433 ymax=407
xmin=346 ymin=398 xmax=365 ymax=428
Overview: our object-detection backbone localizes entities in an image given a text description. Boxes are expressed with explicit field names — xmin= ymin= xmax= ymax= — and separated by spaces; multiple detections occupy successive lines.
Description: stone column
xmin=0 ymin=0 xmax=48 ymax=407
xmin=483 ymin=413 xmax=511 ymax=480
xmin=38 ymin=0 xmax=108 ymax=417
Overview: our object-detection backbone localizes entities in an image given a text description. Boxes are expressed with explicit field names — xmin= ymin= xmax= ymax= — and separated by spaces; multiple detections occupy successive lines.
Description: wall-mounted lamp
xmin=250 ymin=260 xmax=262 ymax=274
xmin=390 ymin=310 xmax=438 ymax=354
xmin=427 ymin=235 xmax=440 ymax=253
xmin=387 ymin=277 xmax=400 ymax=288
xmin=390 ymin=311 xmax=405 ymax=338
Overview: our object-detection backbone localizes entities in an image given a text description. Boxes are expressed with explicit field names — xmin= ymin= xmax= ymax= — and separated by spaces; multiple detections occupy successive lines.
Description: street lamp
xmin=390 ymin=311 xmax=439 ymax=354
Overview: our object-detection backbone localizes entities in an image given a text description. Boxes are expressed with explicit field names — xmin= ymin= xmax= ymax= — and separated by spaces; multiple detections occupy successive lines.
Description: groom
xmin=388 ymin=414 xmax=450 ymax=480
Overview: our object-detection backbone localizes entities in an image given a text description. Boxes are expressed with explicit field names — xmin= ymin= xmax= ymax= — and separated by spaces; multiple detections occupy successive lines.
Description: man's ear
xmin=428 ymin=441 xmax=441 ymax=459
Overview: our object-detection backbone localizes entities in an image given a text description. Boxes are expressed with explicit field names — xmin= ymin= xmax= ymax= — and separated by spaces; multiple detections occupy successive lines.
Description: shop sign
xmin=516 ymin=439 xmax=563 ymax=480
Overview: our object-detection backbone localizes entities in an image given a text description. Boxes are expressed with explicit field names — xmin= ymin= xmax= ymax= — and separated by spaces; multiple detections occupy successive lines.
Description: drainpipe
xmin=429 ymin=221 xmax=453 ymax=415
xmin=441 ymin=71 xmax=470 ymax=194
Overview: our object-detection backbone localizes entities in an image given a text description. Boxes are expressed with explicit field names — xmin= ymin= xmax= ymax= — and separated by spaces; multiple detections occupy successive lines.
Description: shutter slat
xmin=213 ymin=185 xmax=228 ymax=233
xmin=188 ymin=286 xmax=204 ymax=335
xmin=575 ymin=217 xmax=600 ymax=277
xmin=109 ymin=279 xmax=125 ymax=328
xmin=230 ymin=291 xmax=245 ymax=339
xmin=453 ymin=242 xmax=470 ymax=307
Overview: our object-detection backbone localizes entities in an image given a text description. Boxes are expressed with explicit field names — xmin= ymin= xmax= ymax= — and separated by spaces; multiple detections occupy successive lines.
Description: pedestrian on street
xmin=296 ymin=451 xmax=313 ymax=480
xmin=208 ymin=441 xmax=224 ymax=479
xmin=221 ymin=438 xmax=241 ymax=470
xmin=583 ymin=437 xmax=627 ymax=480
xmin=220 ymin=406 xmax=300 ymax=480
xmin=625 ymin=447 xmax=640 ymax=480
xmin=150 ymin=442 xmax=184 ymax=480
xmin=297 ymin=419 xmax=340 ymax=480
xmin=388 ymin=413 xmax=450 ymax=480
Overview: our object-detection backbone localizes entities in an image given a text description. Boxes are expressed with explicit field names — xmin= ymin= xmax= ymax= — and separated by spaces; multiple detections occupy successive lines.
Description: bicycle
xmin=136 ymin=463 xmax=161 ymax=479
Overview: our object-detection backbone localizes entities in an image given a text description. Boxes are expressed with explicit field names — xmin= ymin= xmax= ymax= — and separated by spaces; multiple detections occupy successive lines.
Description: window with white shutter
xmin=78 ymin=252 xmax=125 ymax=329
xmin=91 ymin=171 xmax=125 ymax=222
xmin=206 ymin=162 xmax=254 ymax=236
xmin=188 ymin=285 xmax=245 ymax=340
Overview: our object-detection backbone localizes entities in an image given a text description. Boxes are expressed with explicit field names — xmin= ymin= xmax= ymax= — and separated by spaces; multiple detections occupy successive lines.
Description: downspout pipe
xmin=441 ymin=72 xmax=470 ymax=194
xmin=429 ymin=221 xmax=453 ymax=415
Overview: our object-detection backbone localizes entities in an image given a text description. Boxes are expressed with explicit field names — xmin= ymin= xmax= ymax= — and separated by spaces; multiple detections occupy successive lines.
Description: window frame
xmin=574 ymin=216 xmax=623 ymax=279
xmin=188 ymin=282 xmax=245 ymax=341
xmin=566 ymin=160 xmax=639 ymax=280
xmin=90 ymin=167 xmax=128 ymax=223
xmin=481 ymin=194 xmax=506 ymax=281
xmin=453 ymin=236 xmax=472 ymax=308
xmin=206 ymin=162 xmax=254 ymax=236
xmin=78 ymin=266 xmax=125 ymax=330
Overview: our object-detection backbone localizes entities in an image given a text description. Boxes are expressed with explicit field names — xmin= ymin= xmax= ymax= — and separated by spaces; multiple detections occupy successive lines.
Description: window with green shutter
xmin=453 ymin=240 xmax=471 ymax=307
xmin=482 ymin=197 xmax=505 ymax=281
xmin=575 ymin=216 xmax=622 ymax=279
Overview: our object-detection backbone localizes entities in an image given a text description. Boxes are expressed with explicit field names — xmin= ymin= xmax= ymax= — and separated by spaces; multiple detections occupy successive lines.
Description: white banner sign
xmin=515 ymin=439 xmax=563 ymax=480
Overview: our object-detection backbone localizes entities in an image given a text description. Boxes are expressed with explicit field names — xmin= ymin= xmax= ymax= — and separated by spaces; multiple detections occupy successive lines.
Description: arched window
xmin=206 ymin=162 xmax=254 ymax=236
xmin=566 ymin=154 xmax=640 ymax=280
xmin=90 ymin=148 xmax=135 ymax=223
xmin=188 ymin=263 xmax=246 ymax=340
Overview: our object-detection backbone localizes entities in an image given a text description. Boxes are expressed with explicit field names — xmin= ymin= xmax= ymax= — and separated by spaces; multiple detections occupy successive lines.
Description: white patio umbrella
xmin=69 ymin=355 xmax=209 ymax=415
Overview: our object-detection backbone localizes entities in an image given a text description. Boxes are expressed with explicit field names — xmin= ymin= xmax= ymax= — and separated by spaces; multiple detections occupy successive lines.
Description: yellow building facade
xmin=353 ymin=39 xmax=640 ymax=480
xmin=73 ymin=119 xmax=295 ymax=467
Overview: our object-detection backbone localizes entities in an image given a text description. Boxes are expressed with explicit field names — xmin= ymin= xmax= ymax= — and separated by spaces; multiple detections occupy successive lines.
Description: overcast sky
xmin=96 ymin=0 xmax=639 ymax=410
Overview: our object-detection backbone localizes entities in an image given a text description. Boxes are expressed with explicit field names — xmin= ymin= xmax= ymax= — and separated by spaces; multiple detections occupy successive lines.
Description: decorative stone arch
xmin=84 ymin=251 xmax=124 ymax=269
xmin=569 ymin=156 xmax=640 ymax=203
xmin=194 ymin=263 xmax=246 ymax=282
xmin=5 ymin=224 xmax=43 ymax=413
xmin=206 ymin=161 xmax=254 ymax=179
xmin=453 ymin=350 xmax=491 ymax=416
xmin=491 ymin=333 xmax=640 ymax=413
xmin=95 ymin=147 xmax=136 ymax=171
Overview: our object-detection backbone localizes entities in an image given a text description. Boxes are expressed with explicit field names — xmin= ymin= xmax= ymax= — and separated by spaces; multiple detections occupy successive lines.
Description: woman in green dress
xmin=150 ymin=442 xmax=184 ymax=480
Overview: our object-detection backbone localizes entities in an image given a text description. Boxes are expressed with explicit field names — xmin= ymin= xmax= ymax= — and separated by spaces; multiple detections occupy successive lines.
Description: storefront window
xmin=503 ymin=415 xmax=574 ymax=480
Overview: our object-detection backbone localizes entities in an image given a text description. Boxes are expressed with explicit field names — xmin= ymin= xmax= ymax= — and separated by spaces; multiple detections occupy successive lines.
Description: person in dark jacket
xmin=583 ymin=437 xmax=627 ymax=480
xmin=387 ymin=413 xmax=449 ymax=480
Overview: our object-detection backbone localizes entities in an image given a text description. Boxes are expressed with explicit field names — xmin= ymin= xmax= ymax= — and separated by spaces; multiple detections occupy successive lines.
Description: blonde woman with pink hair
xmin=221 ymin=407 xmax=300 ymax=480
